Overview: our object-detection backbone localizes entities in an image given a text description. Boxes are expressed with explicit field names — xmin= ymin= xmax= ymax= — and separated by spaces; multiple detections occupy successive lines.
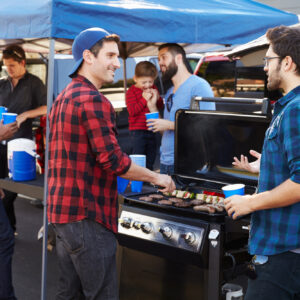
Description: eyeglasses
xmin=263 ymin=56 xmax=281 ymax=67
xmin=166 ymin=93 xmax=174 ymax=112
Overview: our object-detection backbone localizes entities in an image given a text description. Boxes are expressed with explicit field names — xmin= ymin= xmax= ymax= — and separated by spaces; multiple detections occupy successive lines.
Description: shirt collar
xmin=274 ymin=85 xmax=300 ymax=114
xmin=72 ymin=74 xmax=98 ymax=91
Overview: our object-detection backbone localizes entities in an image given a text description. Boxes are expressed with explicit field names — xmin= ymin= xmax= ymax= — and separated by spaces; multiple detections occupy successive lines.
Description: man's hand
xmin=224 ymin=194 xmax=254 ymax=219
xmin=0 ymin=121 xmax=18 ymax=140
xmin=153 ymin=174 xmax=176 ymax=193
xmin=16 ymin=111 xmax=30 ymax=127
xmin=146 ymin=118 xmax=173 ymax=132
xmin=0 ymin=188 xmax=5 ymax=199
xmin=232 ymin=150 xmax=261 ymax=174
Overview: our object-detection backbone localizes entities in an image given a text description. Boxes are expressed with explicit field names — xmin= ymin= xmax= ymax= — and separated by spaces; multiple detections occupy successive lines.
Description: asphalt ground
xmin=13 ymin=196 xmax=58 ymax=300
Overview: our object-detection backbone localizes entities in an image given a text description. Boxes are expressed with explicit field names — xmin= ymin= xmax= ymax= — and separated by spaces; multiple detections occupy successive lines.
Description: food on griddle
xmin=190 ymin=199 xmax=205 ymax=206
xmin=211 ymin=196 xmax=219 ymax=204
xmin=174 ymin=201 xmax=192 ymax=208
xmin=149 ymin=194 xmax=164 ymax=199
xmin=205 ymin=195 xmax=213 ymax=204
xmin=139 ymin=196 xmax=153 ymax=202
xmin=183 ymin=191 xmax=195 ymax=199
xmin=176 ymin=190 xmax=185 ymax=198
xmin=158 ymin=199 xmax=173 ymax=205
xmin=169 ymin=197 xmax=183 ymax=203
xmin=195 ymin=193 xmax=206 ymax=200
xmin=171 ymin=190 xmax=177 ymax=196
xmin=175 ymin=190 xmax=194 ymax=199
xmin=218 ymin=197 xmax=225 ymax=205
xmin=193 ymin=205 xmax=216 ymax=213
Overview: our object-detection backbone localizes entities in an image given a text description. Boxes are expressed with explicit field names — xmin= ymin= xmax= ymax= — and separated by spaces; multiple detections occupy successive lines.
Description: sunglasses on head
xmin=3 ymin=49 xmax=24 ymax=60
xmin=166 ymin=93 xmax=174 ymax=112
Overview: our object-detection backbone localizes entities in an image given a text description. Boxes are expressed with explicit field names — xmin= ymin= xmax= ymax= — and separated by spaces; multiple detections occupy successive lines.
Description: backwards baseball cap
xmin=69 ymin=27 xmax=111 ymax=77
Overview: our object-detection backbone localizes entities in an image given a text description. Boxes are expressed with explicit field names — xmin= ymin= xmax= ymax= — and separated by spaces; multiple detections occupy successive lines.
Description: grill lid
xmin=174 ymin=110 xmax=270 ymax=187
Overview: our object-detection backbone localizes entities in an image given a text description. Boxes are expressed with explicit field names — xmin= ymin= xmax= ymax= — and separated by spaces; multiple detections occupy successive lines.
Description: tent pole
xmin=41 ymin=38 xmax=55 ymax=300
xmin=123 ymin=57 xmax=127 ymax=94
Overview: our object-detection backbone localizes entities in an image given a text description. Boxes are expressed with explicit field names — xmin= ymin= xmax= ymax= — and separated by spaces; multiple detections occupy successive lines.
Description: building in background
xmin=256 ymin=0 xmax=300 ymax=15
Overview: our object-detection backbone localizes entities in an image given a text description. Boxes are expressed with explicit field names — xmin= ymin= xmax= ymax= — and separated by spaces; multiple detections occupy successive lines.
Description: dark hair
xmin=266 ymin=25 xmax=300 ymax=75
xmin=158 ymin=43 xmax=193 ymax=73
xmin=3 ymin=45 xmax=26 ymax=63
xmin=135 ymin=61 xmax=158 ymax=78
xmin=89 ymin=34 xmax=120 ymax=57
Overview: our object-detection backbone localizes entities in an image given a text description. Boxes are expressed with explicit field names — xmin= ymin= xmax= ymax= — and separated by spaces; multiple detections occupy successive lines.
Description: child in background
xmin=126 ymin=61 xmax=164 ymax=170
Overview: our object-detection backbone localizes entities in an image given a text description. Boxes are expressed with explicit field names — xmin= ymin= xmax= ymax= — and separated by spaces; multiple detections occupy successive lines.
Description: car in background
xmin=193 ymin=53 xmax=266 ymax=98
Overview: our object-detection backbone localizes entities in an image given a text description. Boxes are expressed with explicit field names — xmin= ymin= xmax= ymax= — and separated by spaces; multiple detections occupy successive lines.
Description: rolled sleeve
xmin=81 ymin=94 xmax=131 ymax=174
xmin=282 ymin=102 xmax=300 ymax=183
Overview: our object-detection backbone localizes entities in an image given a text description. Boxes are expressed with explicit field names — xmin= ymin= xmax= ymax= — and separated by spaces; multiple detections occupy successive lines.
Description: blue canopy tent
xmin=0 ymin=1 xmax=298 ymax=299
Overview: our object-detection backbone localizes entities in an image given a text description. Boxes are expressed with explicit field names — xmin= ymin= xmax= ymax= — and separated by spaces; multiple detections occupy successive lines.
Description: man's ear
xmin=283 ymin=56 xmax=294 ymax=72
xmin=82 ymin=49 xmax=93 ymax=65
xmin=175 ymin=53 xmax=182 ymax=65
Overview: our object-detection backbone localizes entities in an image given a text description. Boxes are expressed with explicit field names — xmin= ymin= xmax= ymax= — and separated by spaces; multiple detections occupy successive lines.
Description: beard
xmin=161 ymin=59 xmax=178 ymax=81
xmin=267 ymin=64 xmax=282 ymax=91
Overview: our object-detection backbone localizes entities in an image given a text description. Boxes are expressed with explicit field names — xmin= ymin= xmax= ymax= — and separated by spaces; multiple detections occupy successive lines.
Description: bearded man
xmin=146 ymin=43 xmax=214 ymax=174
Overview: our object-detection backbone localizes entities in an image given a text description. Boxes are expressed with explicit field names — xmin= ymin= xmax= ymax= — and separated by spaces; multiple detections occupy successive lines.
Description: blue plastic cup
xmin=222 ymin=184 xmax=245 ymax=198
xmin=0 ymin=106 xmax=8 ymax=120
xmin=145 ymin=112 xmax=159 ymax=130
xmin=117 ymin=176 xmax=129 ymax=194
xmin=130 ymin=154 xmax=146 ymax=192
xmin=3 ymin=113 xmax=17 ymax=125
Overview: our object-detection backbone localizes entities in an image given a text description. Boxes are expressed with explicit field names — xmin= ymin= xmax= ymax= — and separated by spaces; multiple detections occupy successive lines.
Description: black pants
xmin=0 ymin=145 xmax=17 ymax=232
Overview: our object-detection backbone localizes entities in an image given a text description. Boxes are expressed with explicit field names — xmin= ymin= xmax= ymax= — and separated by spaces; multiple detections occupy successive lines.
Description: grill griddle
xmin=123 ymin=190 xmax=227 ymax=221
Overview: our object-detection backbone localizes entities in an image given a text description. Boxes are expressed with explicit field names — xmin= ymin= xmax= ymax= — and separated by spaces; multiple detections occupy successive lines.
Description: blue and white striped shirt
xmin=249 ymin=85 xmax=300 ymax=255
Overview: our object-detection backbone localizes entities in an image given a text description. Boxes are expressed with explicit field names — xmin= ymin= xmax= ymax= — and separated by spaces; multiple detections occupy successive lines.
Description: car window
xmin=195 ymin=60 xmax=236 ymax=97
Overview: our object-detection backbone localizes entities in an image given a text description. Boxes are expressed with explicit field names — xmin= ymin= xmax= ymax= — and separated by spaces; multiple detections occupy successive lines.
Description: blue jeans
xmin=0 ymin=199 xmax=16 ymax=300
xmin=160 ymin=163 xmax=174 ymax=175
xmin=53 ymin=219 xmax=118 ymax=300
xmin=130 ymin=130 xmax=157 ymax=170
xmin=245 ymin=251 xmax=300 ymax=300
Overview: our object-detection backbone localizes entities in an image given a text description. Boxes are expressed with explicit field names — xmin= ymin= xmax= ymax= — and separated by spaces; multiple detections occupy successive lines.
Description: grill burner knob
xmin=141 ymin=222 xmax=153 ymax=234
xmin=182 ymin=232 xmax=196 ymax=245
xmin=119 ymin=217 xmax=132 ymax=228
xmin=133 ymin=221 xmax=141 ymax=229
xmin=158 ymin=226 xmax=173 ymax=239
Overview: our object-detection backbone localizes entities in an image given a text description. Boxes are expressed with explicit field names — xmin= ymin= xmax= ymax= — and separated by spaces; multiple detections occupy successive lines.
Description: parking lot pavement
xmin=13 ymin=196 xmax=58 ymax=300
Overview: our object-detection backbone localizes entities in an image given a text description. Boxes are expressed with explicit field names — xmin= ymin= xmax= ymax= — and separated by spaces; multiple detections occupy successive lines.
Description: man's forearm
xmin=121 ymin=162 xmax=159 ymax=184
xmin=24 ymin=105 xmax=47 ymax=119
xmin=250 ymin=179 xmax=300 ymax=211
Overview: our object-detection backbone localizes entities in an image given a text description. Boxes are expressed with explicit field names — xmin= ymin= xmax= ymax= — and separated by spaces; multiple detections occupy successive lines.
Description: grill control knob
xmin=133 ymin=221 xmax=141 ymax=229
xmin=158 ymin=226 xmax=173 ymax=239
xmin=119 ymin=217 xmax=132 ymax=229
xmin=182 ymin=232 xmax=196 ymax=245
xmin=141 ymin=222 xmax=153 ymax=234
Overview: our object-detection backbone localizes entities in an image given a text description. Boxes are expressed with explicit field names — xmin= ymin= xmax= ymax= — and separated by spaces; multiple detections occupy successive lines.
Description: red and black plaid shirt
xmin=47 ymin=75 xmax=131 ymax=233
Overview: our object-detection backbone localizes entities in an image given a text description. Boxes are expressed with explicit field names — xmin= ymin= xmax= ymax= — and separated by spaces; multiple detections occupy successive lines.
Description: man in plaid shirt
xmin=225 ymin=26 xmax=300 ymax=300
xmin=47 ymin=28 xmax=175 ymax=300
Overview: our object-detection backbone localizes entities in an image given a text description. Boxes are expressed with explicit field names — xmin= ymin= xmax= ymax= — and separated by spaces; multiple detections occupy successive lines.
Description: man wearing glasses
xmin=147 ymin=43 xmax=215 ymax=175
xmin=225 ymin=26 xmax=300 ymax=300
xmin=0 ymin=45 xmax=47 ymax=234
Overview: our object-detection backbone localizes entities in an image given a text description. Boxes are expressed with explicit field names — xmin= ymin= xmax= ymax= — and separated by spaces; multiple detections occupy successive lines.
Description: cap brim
xmin=68 ymin=58 xmax=83 ymax=78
